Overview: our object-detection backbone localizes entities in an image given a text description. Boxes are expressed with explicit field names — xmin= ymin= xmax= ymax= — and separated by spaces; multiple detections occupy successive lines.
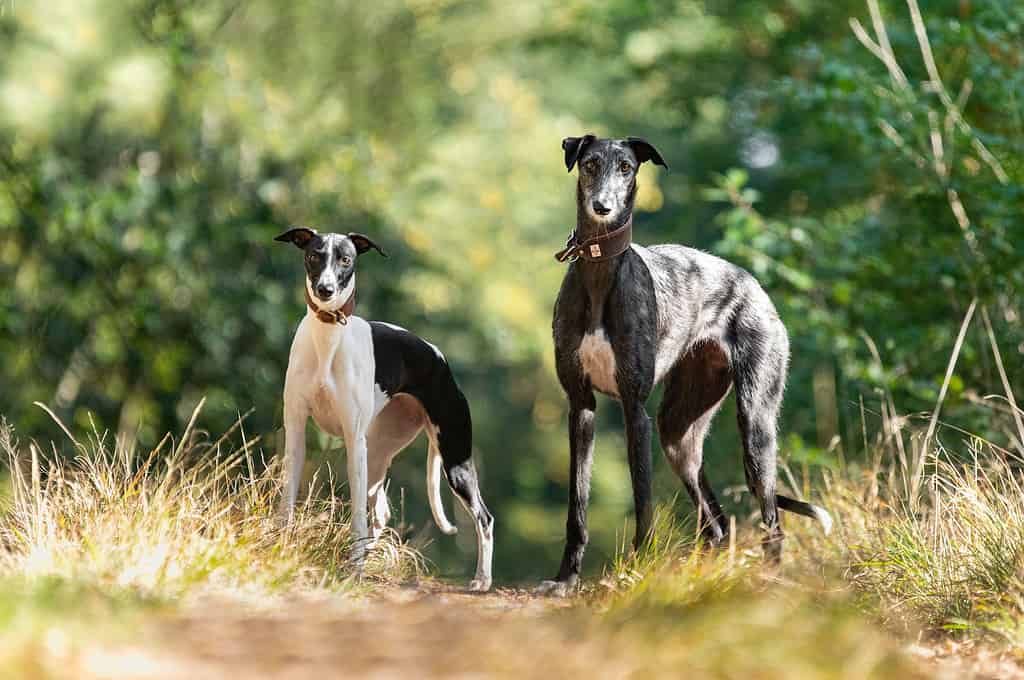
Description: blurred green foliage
xmin=1 ymin=0 xmax=1021 ymax=581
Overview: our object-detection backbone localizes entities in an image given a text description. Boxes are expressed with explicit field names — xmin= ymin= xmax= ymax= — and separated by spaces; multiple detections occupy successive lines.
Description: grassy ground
xmin=2 ymin=404 xmax=1024 ymax=679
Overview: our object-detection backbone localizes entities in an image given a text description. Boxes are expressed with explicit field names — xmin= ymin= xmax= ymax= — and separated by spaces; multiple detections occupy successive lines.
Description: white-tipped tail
xmin=427 ymin=444 xmax=457 ymax=535
xmin=777 ymin=494 xmax=833 ymax=536
xmin=812 ymin=505 xmax=833 ymax=536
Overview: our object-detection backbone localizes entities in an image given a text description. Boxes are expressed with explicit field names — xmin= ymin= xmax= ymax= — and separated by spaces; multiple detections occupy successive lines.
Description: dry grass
xmin=830 ymin=441 xmax=1024 ymax=642
xmin=576 ymin=507 xmax=930 ymax=679
xmin=573 ymin=400 xmax=1024 ymax=676
xmin=0 ymin=405 xmax=421 ymax=602
xmin=1 ymin=398 xmax=1024 ymax=678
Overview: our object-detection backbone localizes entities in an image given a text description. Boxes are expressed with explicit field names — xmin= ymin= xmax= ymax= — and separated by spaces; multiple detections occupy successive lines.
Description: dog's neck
xmin=574 ymin=183 xmax=634 ymax=330
xmin=305 ymin=277 xmax=356 ymax=382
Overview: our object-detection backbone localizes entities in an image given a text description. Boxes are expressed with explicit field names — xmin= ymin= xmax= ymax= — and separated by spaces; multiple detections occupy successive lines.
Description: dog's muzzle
xmin=305 ymin=286 xmax=356 ymax=325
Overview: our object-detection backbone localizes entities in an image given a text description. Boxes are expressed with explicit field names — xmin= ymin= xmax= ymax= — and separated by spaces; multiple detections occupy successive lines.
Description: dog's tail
xmin=427 ymin=443 xmax=458 ymax=535
xmin=777 ymin=494 xmax=833 ymax=535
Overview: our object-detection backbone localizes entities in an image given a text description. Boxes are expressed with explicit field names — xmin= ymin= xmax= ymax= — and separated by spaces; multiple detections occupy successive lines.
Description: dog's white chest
xmin=285 ymin=315 xmax=379 ymax=440
xmin=579 ymin=329 xmax=619 ymax=397
xmin=309 ymin=378 xmax=348 ymax=437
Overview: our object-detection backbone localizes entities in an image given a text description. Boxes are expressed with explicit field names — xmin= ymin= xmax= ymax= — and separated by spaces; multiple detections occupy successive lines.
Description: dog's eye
xmin=583 ymin=159 xmax=597 ymax=173
xmin=307 ymin=252 xmax=321 ymax=263
xmin=341 ymin=256 xmax=353 ymax=267
xmin=619 ymin=161 xmax=631 ymax=174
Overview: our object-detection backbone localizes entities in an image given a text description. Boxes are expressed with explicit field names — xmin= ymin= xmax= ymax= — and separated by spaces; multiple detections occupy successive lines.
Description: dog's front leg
xmin=537 ymin=391 xmax=596 ymax=597
xmin=344 ymin=424 xmax=370 ymax=566
xmin=278 ymin=399 xmax=309 ymax=523
xmin=623 ymin=399 xmax=653 ymax=550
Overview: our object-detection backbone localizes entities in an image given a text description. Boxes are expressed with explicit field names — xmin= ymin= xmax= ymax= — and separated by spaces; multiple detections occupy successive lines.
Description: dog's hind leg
xmin=448 ymin=460 xmax=494 ymax=592
xmin=364 ymin=395 xmax=426 ymax=545
xmin=657 ymin=341 xmax=732 ymax=546
xmin=429 ymin=419 xmax=494 ymax=592
xmin=732 ymin=315 xmax=790 ymax=564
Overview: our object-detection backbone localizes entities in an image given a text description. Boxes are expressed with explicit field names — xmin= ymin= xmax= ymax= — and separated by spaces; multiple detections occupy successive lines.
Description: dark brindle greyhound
xmin=538 ymin=135 xmax=831 ymax=596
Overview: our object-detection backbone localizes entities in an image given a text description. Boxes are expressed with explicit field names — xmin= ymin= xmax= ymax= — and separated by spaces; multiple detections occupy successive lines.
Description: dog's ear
xmin=626 ymin=137 xmax=669 ymax=170
xmin=274 ymin=227 xmax=317 ymax=249
xmin=348 ymin=233 xmax=387 ymax=257
xmin=562 ymin=134 xmax=596 ymax=172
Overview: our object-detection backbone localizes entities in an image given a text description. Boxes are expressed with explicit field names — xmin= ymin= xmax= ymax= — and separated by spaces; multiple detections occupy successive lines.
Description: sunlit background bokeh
xmin=2 ymin=0 xmax=1021 ymax=581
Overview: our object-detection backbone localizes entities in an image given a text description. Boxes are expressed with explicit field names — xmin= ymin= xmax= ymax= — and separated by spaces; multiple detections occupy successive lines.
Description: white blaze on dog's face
xmin=306 ymin=233 xmax=355 ymax=306
xmin=274 ymin=227 xmax=387 ymax=309
xmin=562 ymin=135 xmax=668 ymax=227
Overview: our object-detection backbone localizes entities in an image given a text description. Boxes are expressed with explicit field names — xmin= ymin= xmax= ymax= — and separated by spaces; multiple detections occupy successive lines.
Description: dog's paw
xmin=467 ymin=577 xmax=492 ymax=593
xmin=349 ymin=544 xmax=368 ymax=575
xmin=534 ymin=579 xmax=576 ymax=598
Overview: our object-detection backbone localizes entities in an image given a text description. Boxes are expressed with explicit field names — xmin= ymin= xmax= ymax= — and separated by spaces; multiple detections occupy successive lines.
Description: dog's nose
xmin=592 ymin=200 xmax=611 ymax=216
xmin=316 ymin=283 xmax=336 ymax=299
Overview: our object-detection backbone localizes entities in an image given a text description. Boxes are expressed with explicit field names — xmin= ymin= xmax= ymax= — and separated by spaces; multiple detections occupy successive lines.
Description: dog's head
xmin=275 ymin=227 xmax=386 ymax=305
xmin=562 ymin=135 xmax=668 ymax=225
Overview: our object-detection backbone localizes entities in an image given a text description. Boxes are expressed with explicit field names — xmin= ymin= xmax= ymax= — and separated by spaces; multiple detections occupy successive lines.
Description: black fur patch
xmin=369 ymin=323 xmax=472 ymax=469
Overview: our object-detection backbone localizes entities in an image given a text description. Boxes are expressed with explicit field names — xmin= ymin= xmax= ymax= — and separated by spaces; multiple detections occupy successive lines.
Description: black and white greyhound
xmin=275 ymin=227 xmax=493 ymax=591
xmin=539 ymin=135 xmax=831 ymax=596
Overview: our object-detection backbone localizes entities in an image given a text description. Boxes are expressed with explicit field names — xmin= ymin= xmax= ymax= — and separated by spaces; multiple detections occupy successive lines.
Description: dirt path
xmin=61 ymin=584 xmax=608 ymax=680
xmin=155 ymin=586 xmax=584 ymax=680
xmin=45 ymin=583 xmax=1024 ymax=680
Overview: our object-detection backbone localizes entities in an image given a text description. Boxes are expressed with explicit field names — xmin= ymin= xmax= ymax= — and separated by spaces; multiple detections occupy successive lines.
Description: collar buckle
xmin=553 ymin=216 xmax=633 ymax=264
xmin=554 ymin=231 xmax=580 ymax=263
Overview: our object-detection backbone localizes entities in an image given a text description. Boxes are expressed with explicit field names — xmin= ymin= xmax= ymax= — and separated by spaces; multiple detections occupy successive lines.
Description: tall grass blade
xmin=916 ymin=298 xmax=976 ymax=504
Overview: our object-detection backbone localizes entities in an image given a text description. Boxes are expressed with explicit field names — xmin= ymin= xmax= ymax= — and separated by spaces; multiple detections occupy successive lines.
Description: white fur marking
xmin=579 ymin=328 xmax=618 ymax=396
xmin=454 ymin=492 xmax=493 ymax=592
xmin=372 ymin=383 xmax=391 ymax=418
xmin=812 ymin=505 xmax=834 ymax=536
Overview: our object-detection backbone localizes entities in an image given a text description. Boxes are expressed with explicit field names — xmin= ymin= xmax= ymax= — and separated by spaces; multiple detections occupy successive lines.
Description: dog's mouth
xmin=306 ymin=280 xmax=339 ymax=306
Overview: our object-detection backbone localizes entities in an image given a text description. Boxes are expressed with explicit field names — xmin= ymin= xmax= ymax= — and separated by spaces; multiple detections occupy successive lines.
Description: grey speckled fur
xmin=538 ymin=136 xmax=831 ymax=596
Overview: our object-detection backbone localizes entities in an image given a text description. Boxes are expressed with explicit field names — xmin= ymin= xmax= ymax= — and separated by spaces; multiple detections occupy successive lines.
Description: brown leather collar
xmin=305 ymin=286 xmax=356 ymax=325
xmin=554 ymin=215 xmax=633 ymax=263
